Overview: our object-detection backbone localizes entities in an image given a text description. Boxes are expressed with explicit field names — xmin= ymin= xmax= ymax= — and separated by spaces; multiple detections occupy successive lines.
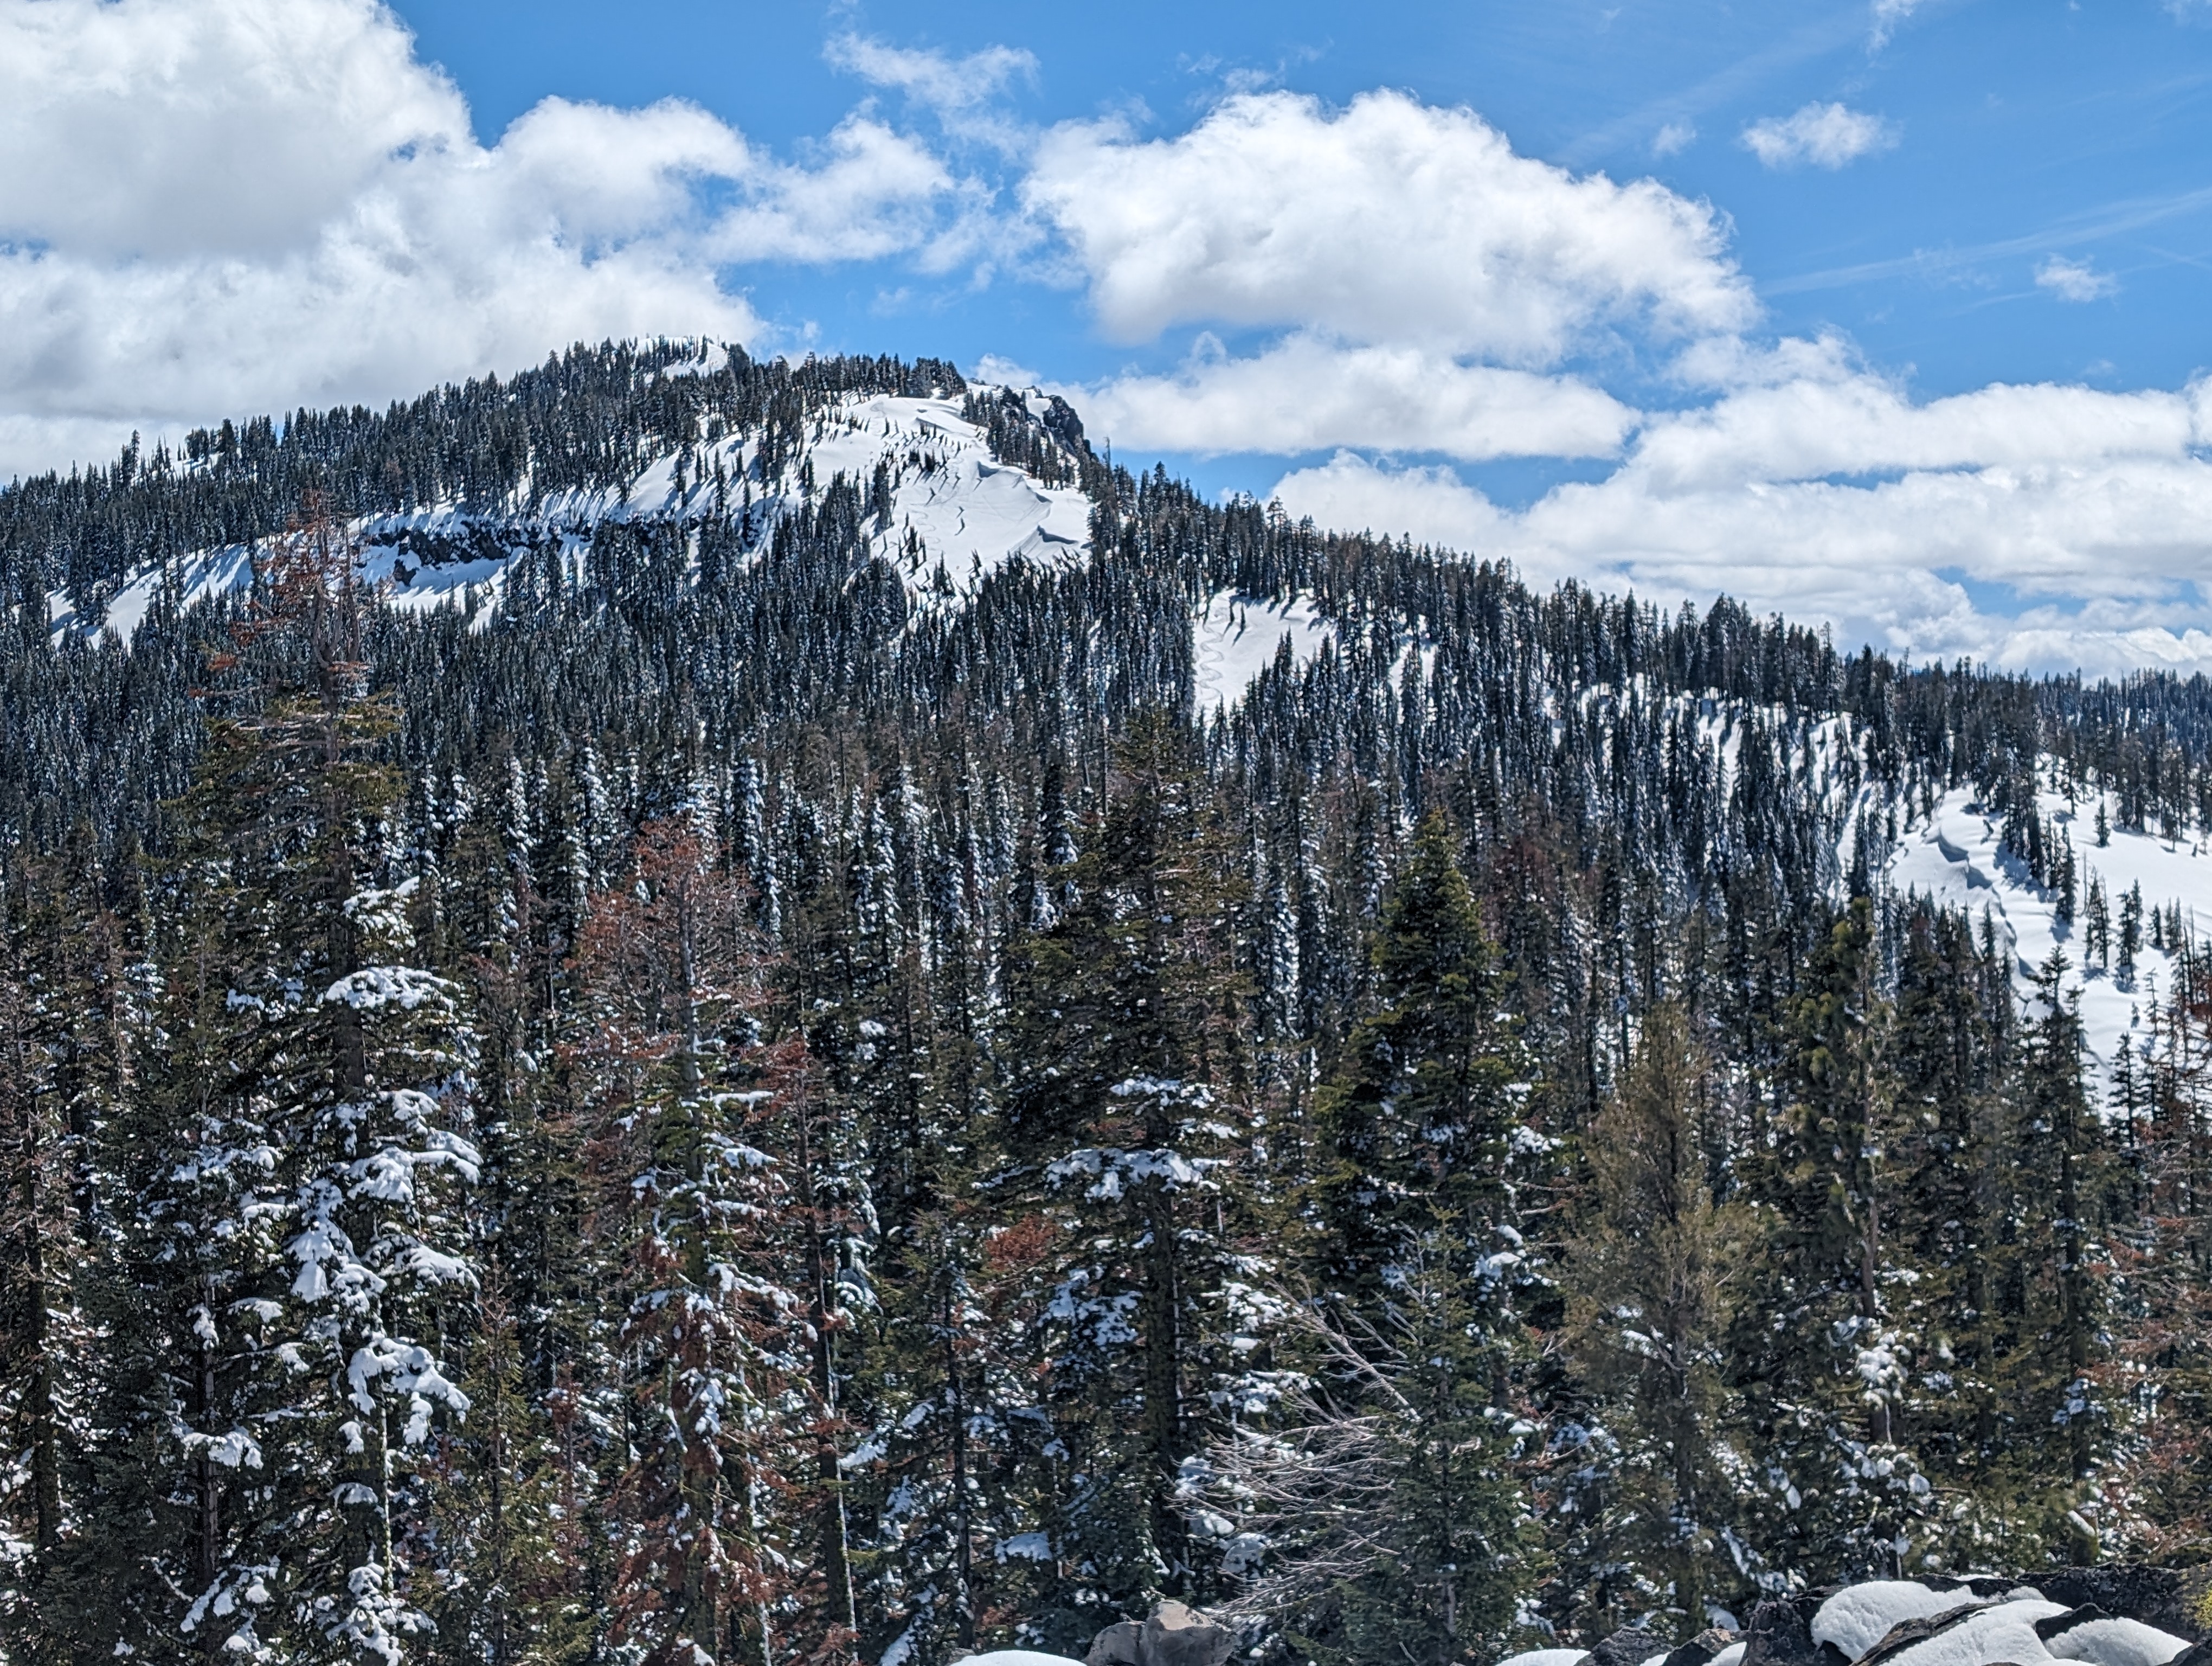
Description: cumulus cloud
xmin=1741 ymin=102 xmax=1898 ymax=169
xmin=1075 ymin=335 xmax=1635 ymax=460
xmin=1021 ymin=81 xmax=2212 ymax=675
xmin=1264 ymin=452 xmax=1504 ymax=551
xmin=0 ymin=0 xmax=982 ymax=479
xmin=1024 ymin=89 xmax=1756 ymax=361
xmin=1026 ymin=88 xmax=1747 ymax=460
xmin=1269 ymin=373 xmax=2212 ymax=676
xmin=2035 ymin=255 xmax=2120 ymax=302
xmin=7 ymin=7 xmax=2207 ymax=677
xmin=1652 ymin=121 xmax=1697 ymax=158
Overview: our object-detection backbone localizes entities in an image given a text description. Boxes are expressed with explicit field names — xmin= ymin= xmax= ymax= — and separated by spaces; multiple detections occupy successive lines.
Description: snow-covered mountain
xmin=48 ymin=388 xmax=1095 ymax=644
xmin=40 ymin=354 xmax=2212 ymax=1114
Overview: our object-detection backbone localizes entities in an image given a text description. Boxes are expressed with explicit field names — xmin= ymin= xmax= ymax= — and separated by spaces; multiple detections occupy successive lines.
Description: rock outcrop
xmin=1086 ymin=1601 xmax=1236 ymax=1666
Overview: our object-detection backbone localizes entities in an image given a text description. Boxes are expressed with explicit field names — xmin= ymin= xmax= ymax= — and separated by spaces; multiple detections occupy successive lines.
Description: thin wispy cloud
xmin=1652 ymin=120 xmax=1696 ymax=158
xmin=1764 ymin=181 xmax=2212 ymax=293
xmin=2035 ymin=254 xmax=2119 ymax=302
xmin=824 ymin=34 xmax=1037 ymax=116
xmin=1870 ymin=0 xmax=1921 ymax=48
xmin=1741 ymin=101 xmax=1898 ymax=169
xmin=1558 ymin=8 xmax=1866 ymax=166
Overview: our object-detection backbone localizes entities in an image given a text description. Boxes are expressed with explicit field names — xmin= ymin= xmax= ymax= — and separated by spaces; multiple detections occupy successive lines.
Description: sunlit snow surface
xmin=1192 ymin=589 xmax=1333 ymax=714
xmin=814 ymin=394 xmax=1092 ymax=597
xmin=48 ymin=392 xmax=1092 ymax=642
xmin=1812 ymin=1583 xmax=2039 ymax=1662
xmin=1885 ymin=778 xmax=2212 ymax=1103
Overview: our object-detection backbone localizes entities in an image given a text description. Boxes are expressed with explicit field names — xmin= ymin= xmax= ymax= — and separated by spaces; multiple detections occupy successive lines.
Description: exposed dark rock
xmin=2038 ymin=1569 xmax=2212 ymax=1642
xmin=1920 ymin=1580 xmax=2041 ymax=1601
xmin=1088 ymin=1603 xmax=1236 ymax=1666
xmin=2036 ymin=1607 xmax=2114 ymax=1643
xmin=1140 ymin=1601 xmax=1236 ymax=1666
xmin=1744 ymin=1594 xmax=1848 ymax=1666
xmin=1590 ymin=1626 xmax=1667 ymax=1666
xmin=1857 ymin=1605 xmax=1994 ymax=1666
xmin=1086 ymin=1621 xmax=1144 ymax=1666
xmin=1663 ymin=1627 xmax=1744 ymax=1666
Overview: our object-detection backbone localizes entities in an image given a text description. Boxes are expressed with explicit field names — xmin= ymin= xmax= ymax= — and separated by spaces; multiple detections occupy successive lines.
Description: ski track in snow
xmin=1191 ymin=589 xmax=1333 ymax=715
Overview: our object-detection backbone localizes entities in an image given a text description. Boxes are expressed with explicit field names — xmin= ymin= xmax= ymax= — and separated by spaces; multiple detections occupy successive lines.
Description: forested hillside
xmin=1 ymin=343 xmax=2208 ymax=1666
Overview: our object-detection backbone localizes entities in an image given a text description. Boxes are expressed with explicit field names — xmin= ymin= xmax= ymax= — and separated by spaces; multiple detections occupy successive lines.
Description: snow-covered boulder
xmin=1490 ymin=1573 xmax=2203 ymax=1666
xmin=1494 ymin=1649 xmax=1593 ymax=1666
xmin=1876 ymin=1598 xmax=2073 ymax=1666
xmin=2039 ymin=1617 xmax=2191 ymax=1666
xmin=1814 ymin=1583 xmax=1998 ymax=1662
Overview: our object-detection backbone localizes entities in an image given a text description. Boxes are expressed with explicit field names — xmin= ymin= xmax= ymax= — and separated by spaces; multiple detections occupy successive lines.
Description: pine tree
xmin=993 ymin=712 xmax=1261 ymax=1641
xmin=0 ymin=873 xmax=95 ymax=1662
xmin=164 ymin=523 xmax=479 ymax=1663
xmin=569 ymin=815 xmax=820 ymax=1666
xmin=1207 ymin=1249 xmax=1530 ymax=1666
xmin=1734 ymin=900 xmax=1934 ymax=1581
xmin=1990 ymin=953 xmax=2114 ymax=1559
xmin=1308 ymin=812 xmax=1524 ymax=1318
xmin=1562 ymin=1004 xmax=1751 ymax=1638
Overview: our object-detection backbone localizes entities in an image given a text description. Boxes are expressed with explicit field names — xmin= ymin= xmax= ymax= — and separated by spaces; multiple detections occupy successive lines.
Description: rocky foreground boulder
xmin=1495 ymin=1571 xmax=2212 ymax=1666
xmin=1085 ymin=1601 xmax=1238 ymax=1666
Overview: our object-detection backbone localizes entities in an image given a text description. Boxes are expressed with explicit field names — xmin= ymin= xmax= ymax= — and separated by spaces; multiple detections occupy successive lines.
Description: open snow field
xmin=1885 ymin=776 xmax=2212 ymax=1100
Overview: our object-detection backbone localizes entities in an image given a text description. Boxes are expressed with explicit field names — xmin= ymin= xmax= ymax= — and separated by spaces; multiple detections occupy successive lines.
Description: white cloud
xmin=1024 ymin=88 xmax=1756 ymax=362
xmin=970 ymin=354 xmax=1046 ymax=389
xmin=0 ymin=0 xmax=982 ymax=479
xmin=1741 ymin=102 xmax=1898 ymax=169
xmin=1270 ymin=369 xmax=2212 ymax=676
xmin=1070 ymin=334 xmax=1635 ymax=460
xmin=825 ymin=33 xmax=1037 ymax=115
xmin=1652 ymin=121 xmax=1697 ymax=158
xmin=824 ymin=32 xmax=1038 ymax=155
xmin=1269 ymin=452 xmax=1506 ymax=550
xmin=1625 ymin=371 xmax=2197 ymax=491
xmin=1023 ymin=82 xmax=2212 ymax=676
xmin=6 ymin=10 xmax=2207 ymax=681
xmin=1870 ymin=0 xmax=1921 ymax=47
xmin=2035 ymin=255 xmax=2120 ymax=303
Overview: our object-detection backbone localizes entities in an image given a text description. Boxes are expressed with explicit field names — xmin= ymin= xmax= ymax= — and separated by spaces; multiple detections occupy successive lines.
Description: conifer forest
xmin=1 ymin=343 xmax=2208 ymax=1666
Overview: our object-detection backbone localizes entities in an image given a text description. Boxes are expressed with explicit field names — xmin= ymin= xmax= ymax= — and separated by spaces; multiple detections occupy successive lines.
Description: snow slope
xmin=49 ymin=392 xmax=1094 ymax=644
xmin=1192 ymin=589 xmax=1333 ymax=715
xmin=1883 ymin=774 xmax=2212 ymax=1101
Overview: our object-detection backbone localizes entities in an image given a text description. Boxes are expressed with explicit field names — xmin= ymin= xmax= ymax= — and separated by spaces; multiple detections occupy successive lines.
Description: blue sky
xmin=3 ymin=0 xmax=2212 ymax=672
xmin=391 ymin=0 xmax=2212 ymax=415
